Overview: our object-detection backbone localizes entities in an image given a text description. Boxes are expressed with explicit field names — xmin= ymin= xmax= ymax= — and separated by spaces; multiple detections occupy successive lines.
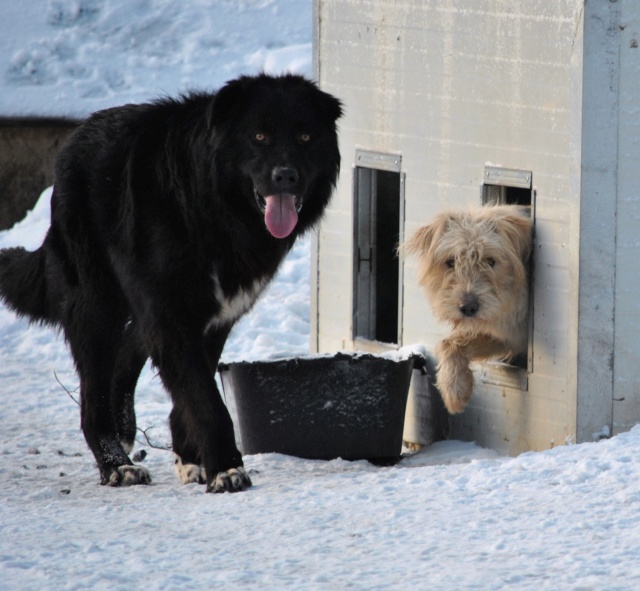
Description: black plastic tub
xmin=218 ymin=351 xmax=424 ymax=463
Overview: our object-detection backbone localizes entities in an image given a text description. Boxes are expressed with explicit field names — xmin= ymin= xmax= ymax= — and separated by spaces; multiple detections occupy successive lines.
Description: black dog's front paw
xmin=105 ymin=465 xmax=152 ymax=487
xmin=206 ymin=467 xmax=252 ymax=493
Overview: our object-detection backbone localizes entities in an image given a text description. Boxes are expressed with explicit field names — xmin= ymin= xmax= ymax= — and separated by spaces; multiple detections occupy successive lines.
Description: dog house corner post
xmin=574 ymin=0 xmax=621 ymax=443
xmin=310 ymin=0 xmax=323 ymax=355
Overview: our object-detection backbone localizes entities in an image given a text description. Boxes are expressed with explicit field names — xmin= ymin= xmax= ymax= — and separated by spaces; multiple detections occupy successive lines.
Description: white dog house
xmin=311 ymin=0 xmax=640 ymax=454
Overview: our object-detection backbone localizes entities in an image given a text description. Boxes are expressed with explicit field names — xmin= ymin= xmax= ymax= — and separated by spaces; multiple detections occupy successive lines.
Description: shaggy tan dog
xmin=402 ymin=205 xmax=532 ymax=414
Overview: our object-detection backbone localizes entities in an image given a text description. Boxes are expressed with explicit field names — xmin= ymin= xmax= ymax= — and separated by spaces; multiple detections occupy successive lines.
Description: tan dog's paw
xmin=436 ymin=359 xmax=474 ymax=413
xmin=436 ymin=343 xmax=474 ymax=414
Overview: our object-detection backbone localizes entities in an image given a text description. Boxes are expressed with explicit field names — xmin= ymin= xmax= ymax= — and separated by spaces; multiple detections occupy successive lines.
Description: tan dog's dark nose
xmin=460 ymin=293 xmax=480 ymax=317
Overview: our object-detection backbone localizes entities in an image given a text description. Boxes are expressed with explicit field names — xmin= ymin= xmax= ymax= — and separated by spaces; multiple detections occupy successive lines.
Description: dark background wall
xmin=0 ymin=118 xmax=79 ymax=230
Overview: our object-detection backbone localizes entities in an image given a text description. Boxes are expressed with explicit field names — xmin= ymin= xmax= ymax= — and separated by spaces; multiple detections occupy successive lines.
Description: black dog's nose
xmin=271 ymin=166 xmax=299 ymax=190
xmin=460 ymin=294 xmax=480 ymax=317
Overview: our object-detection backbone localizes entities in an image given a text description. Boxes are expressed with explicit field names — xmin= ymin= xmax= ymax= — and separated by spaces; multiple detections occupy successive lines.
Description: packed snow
xmin=2 ymin=2 xmax=640 ymax=590
xmin=0 ymin=0 xmax=312 ymax=119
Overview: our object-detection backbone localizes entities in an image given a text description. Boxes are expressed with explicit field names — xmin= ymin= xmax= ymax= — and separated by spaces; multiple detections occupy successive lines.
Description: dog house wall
xmin=311 ymin=0 xmax=640 ymax=454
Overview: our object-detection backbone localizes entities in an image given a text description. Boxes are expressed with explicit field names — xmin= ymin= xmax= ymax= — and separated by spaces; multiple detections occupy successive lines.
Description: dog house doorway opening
xmin=352 ymin=150 xmax=405 ymax=346
xmin=480 ymin=165 xmax=534 ymax=382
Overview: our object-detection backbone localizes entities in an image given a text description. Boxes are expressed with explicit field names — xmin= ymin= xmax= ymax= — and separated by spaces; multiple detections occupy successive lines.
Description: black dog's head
xmin=208 ymin=73 xmax=343 ymax=239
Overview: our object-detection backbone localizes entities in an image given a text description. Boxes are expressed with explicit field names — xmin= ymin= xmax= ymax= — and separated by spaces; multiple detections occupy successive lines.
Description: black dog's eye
xmin=486 ymin=257 xmax=496 ymax=268
xmin=446 ymin=258 xmax=455 ymax=269
xmin=300 ymin=133 xmax=311 ymax=143
xmin=254 ymin=133 xmax=267 ymax=143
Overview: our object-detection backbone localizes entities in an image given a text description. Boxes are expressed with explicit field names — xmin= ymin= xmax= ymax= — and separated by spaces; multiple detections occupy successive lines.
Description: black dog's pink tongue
xmin=264 ymin=194 xmax=298 ymax=238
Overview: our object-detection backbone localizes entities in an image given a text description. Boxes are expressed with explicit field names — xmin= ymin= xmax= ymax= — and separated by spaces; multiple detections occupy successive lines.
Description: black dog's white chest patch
xmin=205 ymin=275 xmax=268 ymax=333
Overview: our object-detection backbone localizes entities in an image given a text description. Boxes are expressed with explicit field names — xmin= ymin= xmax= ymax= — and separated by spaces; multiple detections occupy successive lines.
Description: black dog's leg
xmin=111 ymin=322 xmax=148 ymax=455
xmin=202 ymin=327 xmax=251 ymax=492
xmin=67 ymin=300 xmax=151 ymax=487
xmin=155 ymin=327 xmax=251 ymax=493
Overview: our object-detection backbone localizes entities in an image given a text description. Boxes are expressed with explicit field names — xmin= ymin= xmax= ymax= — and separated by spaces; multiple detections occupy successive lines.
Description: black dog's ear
xmin=317 ymin=89 xmax=343 ymax=124
xmin=206 ymin=76 xmax=251 ymax=129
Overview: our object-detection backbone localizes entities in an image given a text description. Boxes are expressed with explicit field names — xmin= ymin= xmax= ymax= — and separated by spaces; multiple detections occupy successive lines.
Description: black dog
xmin=0 ymin=74 xmax=342 ymax=493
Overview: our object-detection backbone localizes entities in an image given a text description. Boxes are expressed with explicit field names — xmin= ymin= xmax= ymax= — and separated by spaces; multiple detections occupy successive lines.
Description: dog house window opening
xmin=353 ymin=152 xmax=404 ymax=345
xmin=482 ymin=166 xmax=532 ymax=208
xmin=482 ymin=165 xmax=534 ymax=376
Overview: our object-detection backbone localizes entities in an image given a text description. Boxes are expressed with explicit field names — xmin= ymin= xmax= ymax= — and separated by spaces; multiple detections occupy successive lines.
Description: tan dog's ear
xmin=493 ymin=210 xmax=533 ymax=262
xmin=400 ymin=211 xmax=454 ymax=260
xmin=400 ymin=223 xmax=438 ymax=258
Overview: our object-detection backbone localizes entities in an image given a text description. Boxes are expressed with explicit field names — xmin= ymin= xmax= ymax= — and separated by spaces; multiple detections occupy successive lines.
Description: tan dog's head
xmin=402 ymin=205 xmax=532 ymax=348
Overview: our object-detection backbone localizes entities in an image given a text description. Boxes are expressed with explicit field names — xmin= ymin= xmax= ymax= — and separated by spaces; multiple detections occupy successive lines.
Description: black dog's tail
xmin=0 ymin=247 xmax=51 ymax=324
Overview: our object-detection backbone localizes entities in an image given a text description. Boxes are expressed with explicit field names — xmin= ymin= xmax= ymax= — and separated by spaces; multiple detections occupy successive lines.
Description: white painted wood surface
xmin=312 ymin=0 xmax=640 ymax=452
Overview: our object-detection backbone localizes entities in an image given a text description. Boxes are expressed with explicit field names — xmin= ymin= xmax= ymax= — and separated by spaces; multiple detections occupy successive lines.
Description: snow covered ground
xmin=0 ymin=0 xmax=312 ymax=119
xmin=2 ymin=2 xmax=640 ymax=590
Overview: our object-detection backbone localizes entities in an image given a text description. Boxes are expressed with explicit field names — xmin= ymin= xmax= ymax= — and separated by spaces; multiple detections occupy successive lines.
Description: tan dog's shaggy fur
xmin=402 ymin=205 xmax=532 ymax=414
